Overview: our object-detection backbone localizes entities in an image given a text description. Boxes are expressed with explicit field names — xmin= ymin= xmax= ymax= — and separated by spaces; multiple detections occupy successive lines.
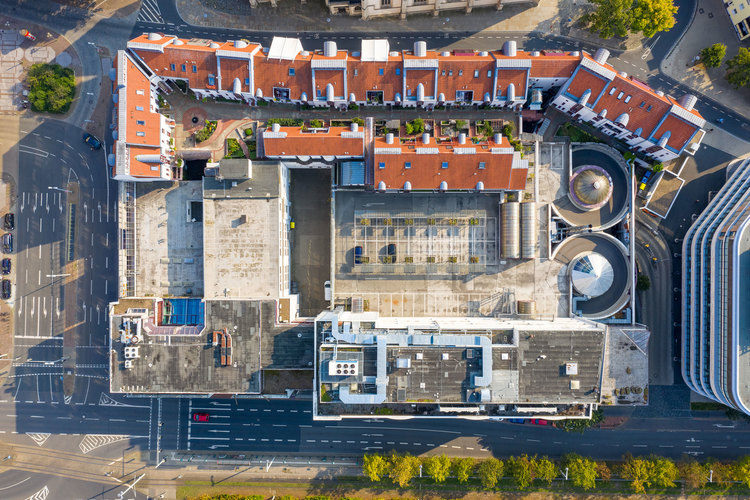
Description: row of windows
xmin=170 ymin=63 xmax=198 ymax=73
xmin=378 ymin=161 xmax=487 ymax=169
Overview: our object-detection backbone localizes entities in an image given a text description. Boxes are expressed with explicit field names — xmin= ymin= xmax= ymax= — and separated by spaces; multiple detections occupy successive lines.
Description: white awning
xmin=267 ymin=37 xmax=303 ymax=61
xmin=361 ymin=39 xmax=390 ymax=62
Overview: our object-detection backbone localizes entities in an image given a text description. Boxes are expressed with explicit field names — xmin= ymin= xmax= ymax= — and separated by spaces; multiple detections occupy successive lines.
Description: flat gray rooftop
xmin=202 ymin=162 xmax=286 ymax=300
xmin=134 ymin=181 xmax=204 ymax=297
xmin=333 ymin=191 xmax=567 ymax=318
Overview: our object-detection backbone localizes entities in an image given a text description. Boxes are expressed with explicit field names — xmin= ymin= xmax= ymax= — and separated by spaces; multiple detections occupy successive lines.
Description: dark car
xmin=83 ymin=133 xmax=102 ymax=150
xmin=2 ymin=233 xmax=12 ymax=254
xmin=387 ymin=243 xmax=396 ymax=263
xmin=1 ymin=279 xmax=10 ymax=299
xmin=1 ymin=259 xmax=10 ymax=275
xmin=4 ymin=213 xmax=14 ymax=231
xmin=192 ymin=412 xmax=209 ymax=422
xmin=354 ymin=245 xmax=363 ymax=265
xmin=508 ymin=418 xmax=526 ymax=424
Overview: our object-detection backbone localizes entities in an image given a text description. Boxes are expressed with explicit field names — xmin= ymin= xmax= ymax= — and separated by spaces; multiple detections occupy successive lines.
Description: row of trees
xmin=701 ymin=44 xmax=750 ymax=89
xmin=363 ymin=452 xmax=750 ymax=492
xmin=584 ymin=0 xmax=678 ymax=39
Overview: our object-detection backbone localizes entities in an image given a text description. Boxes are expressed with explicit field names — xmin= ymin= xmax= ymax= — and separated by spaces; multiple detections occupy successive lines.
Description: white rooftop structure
xmin=267 ymin=36 xmax=304 ymax=61
xmin=360 ymin=39 xmax=390 ymax=62
xmin=572 ymin=253 xmax=615 ymax=298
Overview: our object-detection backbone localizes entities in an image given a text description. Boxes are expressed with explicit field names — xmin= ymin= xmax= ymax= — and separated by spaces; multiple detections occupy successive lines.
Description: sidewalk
xmin=176 ymin=0 xmax=574 ymax=35
xmin=661 ymin=0 xmax=750 ymax=132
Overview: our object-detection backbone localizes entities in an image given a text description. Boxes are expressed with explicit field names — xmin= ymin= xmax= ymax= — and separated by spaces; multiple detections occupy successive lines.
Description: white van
xmin=324 ymin=280 xmax=331 ymax=301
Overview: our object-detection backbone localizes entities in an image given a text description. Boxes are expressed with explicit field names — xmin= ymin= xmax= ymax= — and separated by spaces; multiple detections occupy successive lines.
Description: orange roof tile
xmin=123 ymin=56 xmax=161 ymax=146
xmin=405 ymin=68 xmax=435 ymax=98
xmin=263 ymin=126 xmax=363 ymax=157
xmin=530 ymin=57 xmax=580 ymax=78
xmin=127 ymin=145 xmax=167 ymax=178
xmin=437 ymin=60 xmax=495 ymax=101
xmin=253 ymin=54 xmax=312 ymax=100
xmin=314 ymin=69 xmax=346 ymax=98
xmin=347 ymin=58 xmax=402 ymax=101
xmin=132 ymin=46 xmax=218 ymax=90
xmin=651 ymin=114 xmax=699 ymax=152
xmin=565 ymin=67 xmax=609 ymax=101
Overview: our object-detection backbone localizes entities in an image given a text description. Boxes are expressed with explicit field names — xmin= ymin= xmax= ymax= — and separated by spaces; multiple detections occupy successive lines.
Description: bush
xmin=556 ymin=409 xmax=604 ymax=433
xmin=451 ymin=457 xmax=474 ymax=483
xmin=455 ymin=119 xmax=467 ymax=131
xmin=388 ymin=453 xmax=420 ymax=487
xmin=195 ymin=120 xmax=217 ymax=143
xmin=652 ymin=163 xmax=664 ymax=172
xmin=310 ymin=119 xmax=324 ymax=128
xmin=477 ymin=458 xmax=503 ymax=489
xmin=224 ymin=138 xmax=245 ymax=159
xmin=502 ymin=122 xmax=514 ymax=138
xmin=479 ymin=121 xmax=494 ymax=138
xmin=267 ymin=118 xmax=303 ymax=127
xmin=363 ymin=453 xmax=388 ymax=482
xmin=423 ymin=454 xmax=451 ymax=483
xmin=244 ymin=128 xmax=253 ymax=137
xmin=506 ymin=455 xmax=535 ymax=490
xmin=352 ymin=117 xmax=365 ymax=126
xmin=27 ymin=63 xmax=76 ymax=114
xmin=636 ymin=274 xmax=651 ymax=291
xmin=701 ymin=43 xmax=727 ymax=69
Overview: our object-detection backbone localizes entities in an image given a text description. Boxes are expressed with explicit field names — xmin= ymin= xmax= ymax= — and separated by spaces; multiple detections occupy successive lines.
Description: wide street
xmin=0 ymin=0 xmax=748 ymax=497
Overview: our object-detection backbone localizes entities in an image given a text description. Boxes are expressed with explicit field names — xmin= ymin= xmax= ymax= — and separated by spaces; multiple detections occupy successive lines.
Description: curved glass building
xmin=682 ymin=157 xmax=750 ymax=415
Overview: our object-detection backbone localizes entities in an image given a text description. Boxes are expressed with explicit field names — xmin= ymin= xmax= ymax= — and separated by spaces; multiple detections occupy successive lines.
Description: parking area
xmin=289 ymin=169 xmax=331 ymax=317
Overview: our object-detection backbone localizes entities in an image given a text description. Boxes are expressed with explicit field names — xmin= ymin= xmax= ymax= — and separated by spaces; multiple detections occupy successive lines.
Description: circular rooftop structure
xmin=571 ymin=252 xmax=615 ymax=297
xmin=569 ymin=165 xmax=614 ymax=210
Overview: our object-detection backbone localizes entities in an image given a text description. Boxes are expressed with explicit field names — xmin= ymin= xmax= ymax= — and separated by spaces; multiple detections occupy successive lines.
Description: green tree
xmin=533 ymin=456 xmax=557 ymax=486
xmin=636 ymin=274 xmax=651 ymax=292
xmin=454 ymin=119 xmax=467 ymax=131
xmin=310 ymin=119 xmax=324 ymax=128
xmin=678 ymin=458 xmax=709 ymax=490
xmin=565 ymin=453 xmax=599 ymax=490
xmin=619 ymin=455 xmax=653 ymax=493
xmin=556 ymin=409 xmax=604 ymax=433
xmin=506 ymin=455 xmax=535 ymax=490
xmin=452 ymin=457 xmax=474 ymax=483
xmin=585 ymin=0 xmax=636 ymax=38
xmin=630 ymin=0 xmax=678 ymax=37
xmin=734 ymin=456 xmax=750 ymax=487
xmin=26 ymin=63 xmax=76 ymax=114
xmin=701 ymin=43 xmax=727 ymax=69
xmin=652 ymin=163 xmax=664 ymax=172
xmin=388 ymin=453 xmax=420 ymax=488
xmin=649 ymin=456 xmax=678 ymax=488
xmin=363 ymin=453 xmax=388 ymax=482
xmin=502 ymin=122 xmax=514 ymax=138
xmin=727 ymin=47 xmax=750 ymax=88
xmin=423 ymin=454 xmax=452 ymax=483
xmin=477 ymin=458 xmax=503 ymax=489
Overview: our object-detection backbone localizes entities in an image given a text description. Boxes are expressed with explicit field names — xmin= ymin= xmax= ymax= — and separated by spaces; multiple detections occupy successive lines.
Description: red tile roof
xmin=652 ymin=114 xmax=699 ymax=152
xmin=530 ymin=56 xmax=579 ymax=78
xmin=565 ymin=67 xmax=608 ymax=101
xmin=263 ymin=126 xmax=363 ymax=157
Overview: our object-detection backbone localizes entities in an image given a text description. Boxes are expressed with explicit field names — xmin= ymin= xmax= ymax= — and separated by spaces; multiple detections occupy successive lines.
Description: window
xmin=192 ymin=65 xmax=197 ymax=73
xmin=207 ymin=75 xmax=215 ymax=86
xmin=379 ymin=162 xmax=386 ymax=169
xmin=617 ymin=91 xmax=624 ymax=100
xmin=379 ymin=68 xmax=384 ymax=75
xmin=487 ymin=70 xmax=492 ymax=78
xmin=135 ymin=106 xmax=144 ymax=111
xmin=380 ymin=0 xmax=391 ymax=6
xmin=354 ymin=69 xmax=358 ymax=76
xmin=136 ymin=89 xmax=144 ymax=95
xmin=136 ymin=131 xmax=145 ymax=137
xmin=478 ymin=162 xmax=486 ymax=169
xmin=624 ymin=95 xmax=631 ymax=103
xmin=396 ymin=68 xmax=401 ymax=75
xmin=474 ymin=70 xmax=479 ymax=78
xmin=441 ymin=161 xmax=448 ymax=169
xmin=405 ymin=162 xmax=411 ymax=169
xmin=441 ymin=70 xmax=446 ymax=76
xmin=181 ymin=64 xmax=186 ymax=72
xmin=639 ymin=100 xmax=646 ymax=108
xmin=288 ymin=68 xmax=295 ymax=76
xmin=448 ymin=70 xmax=453 ymax=76
xmin=458 ymin=70 xmax=463 ymax=76
xmin=136 ymin=120 xmax=145 ymax=125
xmin=170 ymin=63 xmax=176 ymax=71
xmin=245 ymin=78 xmax=250 ymax=85
xmin=646 ymin=104 xmax=653 ymax=111
xmin=609 ymin=87 xmax=616 ymax=95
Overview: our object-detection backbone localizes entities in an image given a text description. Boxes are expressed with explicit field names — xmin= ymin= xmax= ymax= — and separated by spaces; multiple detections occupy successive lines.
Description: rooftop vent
xmin=235 ymin=40 xmax=248 ymax=49
xmin=328 ymin=360 xmax=359 ymax=376
xmin=503 ymin=40 xmax=517 ymax=57
xmin=593 ymin=48 xmax=610 ymax=65
xmin=147 ymin=33 xmax=162 ymax=41
xmin=271 ymin=122 xmax=281 ymax=132
xmin=323 ymin=41 xmax=337 ymax=58
xmin=414 ymin=41 xmax=427 ymax=57
xmin=565 ymin=362 xmax=578 ymax=375
xmin=422 ymin=132 xmax=430 ymax=144
xmin=385 ymin=133 xmax=394 ymax=144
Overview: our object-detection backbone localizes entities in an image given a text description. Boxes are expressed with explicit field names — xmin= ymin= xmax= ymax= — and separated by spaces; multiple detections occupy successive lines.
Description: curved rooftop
xmin=569 ymin=165 xmax=614 ymax=210
xmin=572 ymin=253 xmax=615 ymax=297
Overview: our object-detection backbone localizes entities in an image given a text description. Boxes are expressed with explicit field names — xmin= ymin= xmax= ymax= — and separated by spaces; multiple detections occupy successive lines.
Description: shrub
xmin=244 ymin=128 xmax=253 ymax=136
xmin=533 ymin=456 xmax=557 ymax=486
xmin=454 ymin=119 xmax=467 ymax=131
xmin=310 ymin=119 xmax=324 ymax=128
xmin=701 ymin=43 xmax=727 ymax=69
xmin=678 ymin=458 xmax=709 ymax=489
xmin=195 ymin=120 xmax=217 ymax=143
xmin=506 ymin=455 xmax=535 ymax=490
xmin=479 ymin=121 xmax=494 ymax=137
xmin=388 ymin=453 xmax=420 ymax=487
xmin=423 ymin=454 xmax=451 ymax=483
xmin=363 ymin=453 xmax=388 ymax=482
xmin=224 ymin=138 xmax=245 ymax=159
xmin=502 ymin=122 xmax=514 ymax=138
xmin=451 ymin=457 xmax=474 ymax=483
xmin=564 ymin=453 xmax=599 ymax=490
xmin=636 ymin=274 xmax=651 ymax=291
xmin=27 ymin=63 xmax=76 ymax=114
xmin=267 ymin=118 xmax=303 ymax=127
xmin=352 ymin=117 xmax=365 ymax=126
xmin=652 ymin=163 xmax=664 ymax=172
xmin=477 ymin=458 xmax=503 ymax=489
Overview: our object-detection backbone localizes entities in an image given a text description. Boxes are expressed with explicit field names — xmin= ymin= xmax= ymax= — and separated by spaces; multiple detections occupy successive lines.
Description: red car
xmin=192 ymin=412 xmax=209 ymax=422
xmin=530 ymin=418 xmax=549 ymax=426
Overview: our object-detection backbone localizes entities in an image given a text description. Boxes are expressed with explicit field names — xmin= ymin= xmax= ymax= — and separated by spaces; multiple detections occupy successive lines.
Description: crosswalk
xmin=137 ymin=0 xmax=164 ymax=24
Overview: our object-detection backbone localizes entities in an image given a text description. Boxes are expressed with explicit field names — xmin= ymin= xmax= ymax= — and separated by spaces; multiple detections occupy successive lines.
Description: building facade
xmin=682 ymin=157 xmax=750 ymax=416
xmin=724 ymin=0 xmax=750 ymax=40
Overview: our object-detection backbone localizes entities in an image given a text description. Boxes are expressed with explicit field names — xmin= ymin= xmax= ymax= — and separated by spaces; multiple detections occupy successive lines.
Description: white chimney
xmin=422 ymin=133 xmax=430 ymax=145
xmin=386 ymin=133 xmax=394 ymax=144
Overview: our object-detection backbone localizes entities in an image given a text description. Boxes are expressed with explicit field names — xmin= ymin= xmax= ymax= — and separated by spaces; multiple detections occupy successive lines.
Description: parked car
xmin=354 ymin=245 xmax=363 ymax=264
xmin=83 ymin=133 xmax=102 ymax=150
xmin=324 ymin=280 xmax=331 ymax=301
xmin=2 ymin=233 xmax=12 ymax=254
xmin=1 ymin=279 xmax=10 ymax=299
xmin=1 ymin=259 xmax=10 ymax=275
xmin=192 ymin=412 xmax=209 ymax=422
xmin=530 ymin=418 xmax=549 ymax=426
xmin=508 ymin=418 xmax=526 ymax=424
xmin=4 ymin=213 xmax=14 ymax=231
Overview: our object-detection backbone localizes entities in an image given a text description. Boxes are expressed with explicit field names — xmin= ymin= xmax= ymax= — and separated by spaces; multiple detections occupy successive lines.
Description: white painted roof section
xmin=117 ymin=51 xmax=130 ymax=149
xmin=374 ymin=147 xmax=402 ymax=154
xmin=495 ymin=59 xmax=532 ymax=69
xmin=311 ymin=58 xmax=348 ymax=69
xmin=415 ymin=147 xmax=439 ymax=154
xmin=491 ymin=147 xmax=515 ymax=154
xmin=341 ymin=131 xmax=364 ymax=139
xmin=127 ymin=35 xmax=176 ymax=53
xmin=511 ymin=152 xmax=529 ymax=169
xmin=115 ymin=141 xmax=130 ymax=177
xmin=669 ymin=104 xmax=706 ymax=128
xmin=580 ymin=56 xmax=616 ymax=80
xmin=216 ymin=46 xmax=260 ymax=59
xmin=453 ymin=147 xmax=477 ymax=154
xmin=361 ymin=40 xmax=390 ymax=62
xmin=403 ymin=58 xmax=439 ymax=69
xmin=263 ymin=132 xmax=288 ymax=139
xmin=267 ymin=37 xmax=304 ymax=61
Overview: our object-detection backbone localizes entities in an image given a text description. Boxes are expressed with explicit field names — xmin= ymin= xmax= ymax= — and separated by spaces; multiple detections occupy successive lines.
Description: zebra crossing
xmin=137 ymin=0 xmax=164 ymax=24
xmin=24 ymin=486 xmax=49 ymax=500
xmin=79 ymin=434 xmax=132 ymax=454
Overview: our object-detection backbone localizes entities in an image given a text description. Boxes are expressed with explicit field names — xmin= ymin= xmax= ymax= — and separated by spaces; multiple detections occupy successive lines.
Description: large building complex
xmin=682 ymin=157 xmax=750 ymax=416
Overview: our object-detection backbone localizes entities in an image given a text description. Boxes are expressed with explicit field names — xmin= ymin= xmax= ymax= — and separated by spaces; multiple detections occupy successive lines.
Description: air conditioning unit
xmin=328 ymin=360 xmax=359 ymax=376
xmin=124 ymin=360 xmax=134 ymax=369
xmin=124 ymin=346 xmax=140 ymax=359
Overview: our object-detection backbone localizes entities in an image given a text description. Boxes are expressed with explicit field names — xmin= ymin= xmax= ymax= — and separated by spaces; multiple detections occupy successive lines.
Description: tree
xmin=388 ymin=453 xmax=421 ymax=488
xmin=363 ymin=453 xmax=388 ymax=482
xmin=423 ymin=454 xmax=451 ymax=483
xmin=477 ymin=458 xmax=503 ymax=489
xmin=452 ymin=457 xmax=475 ymax=483
xmin=706 ymin=459 xmax=734 ymax=485
xmin=701 ymin=43 xmax=727 ymax=69
xmin=506 ymin=455 xmax=535 ymax=490
xmin=26 ymin=63 xmax=76 ymax=114
xmin=534 ymin=456 xmax=558 ymax=486
xmin=454 ymin=119 xmax=467 ymax=131
xmin=619 ymin=455 xmax=653 ymax=493
xmin=597 ymin=461 xmax=612 ymax=481
xmin=727 ymin=47 xmax=750 ymax=89
xmin=565 ymin=453 xmax=599 ymax=490
xmin=678 ymin=458 xmax=709 ymax=490
xmin=585 ymin=0 xmax=677 ymax=39
xmin=734 ymin=456 xmax=750 ymax=488
xmin=636 ymin=274 xmax=651 ymax=292
xmin=630 ymin=0 xmax=678 ymax=37
xmin=411 ymin=118 xmax=425 ymax=135
xmin=650 ymin=456 xmax=678 ymax=488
